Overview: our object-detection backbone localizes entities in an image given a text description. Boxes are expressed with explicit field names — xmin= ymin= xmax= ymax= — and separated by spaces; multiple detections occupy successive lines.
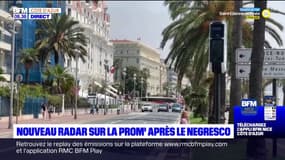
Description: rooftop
xmin=111 ymin=39 xmax=160 ymax=56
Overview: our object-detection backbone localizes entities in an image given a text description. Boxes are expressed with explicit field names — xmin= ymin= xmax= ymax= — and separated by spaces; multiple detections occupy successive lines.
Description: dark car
xmin=172 ymin=103 xmax=182 ymax=113
xmin=158 ymin=104 xmax=169 ymax=112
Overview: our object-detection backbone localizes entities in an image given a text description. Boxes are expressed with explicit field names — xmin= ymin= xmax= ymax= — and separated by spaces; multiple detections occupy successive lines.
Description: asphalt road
xmin=87 ymin=111 xmax=181 ymax=124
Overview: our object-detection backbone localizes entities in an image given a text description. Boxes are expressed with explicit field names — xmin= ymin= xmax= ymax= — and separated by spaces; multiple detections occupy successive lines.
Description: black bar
xmin=214 ymin=73 xmax=221 ymax=123
xmin=272 ymin=79 xmax=277 ymax=158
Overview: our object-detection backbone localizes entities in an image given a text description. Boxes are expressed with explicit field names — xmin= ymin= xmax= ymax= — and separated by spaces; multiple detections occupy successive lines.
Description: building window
xmin=120 ymin=50 xmax=123 ymax=54
xmin=137 ymin=50 xmax=140 ymax=54
xmin=68 ymin=0 xmax=71 ymax=4
xmin=126 ymin=50 xmax=128 ymax=54
xmin=68 ymin=8 xmax=71 ymax=16
xmin=137 ymin=58 xmax=139 ymax=63
xmin=46 ymin=1 xmax=52 ymax=7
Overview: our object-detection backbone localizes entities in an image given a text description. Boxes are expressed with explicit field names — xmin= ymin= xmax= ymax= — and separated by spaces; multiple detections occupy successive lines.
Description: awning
xmin=94 ymin=81 xmax=103 ymax=88
xmin=106 ymin=88 xmax=118 ymax=97
xmin=93 ymin=81 xmax=117 ymax=97
xmin=108 ymin=85 xmax=118 ymax=93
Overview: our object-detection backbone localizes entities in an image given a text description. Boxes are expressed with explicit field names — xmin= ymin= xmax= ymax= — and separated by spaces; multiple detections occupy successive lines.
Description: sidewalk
xmin=0 ymin=109 xmax=132 ymax=138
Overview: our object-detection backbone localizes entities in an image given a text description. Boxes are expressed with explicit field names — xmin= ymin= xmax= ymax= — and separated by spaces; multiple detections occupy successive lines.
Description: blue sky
xmin=106 ymin=1 xmax=171 ymax=59
xmin=106 ymin=1 xmax=285 ymax=59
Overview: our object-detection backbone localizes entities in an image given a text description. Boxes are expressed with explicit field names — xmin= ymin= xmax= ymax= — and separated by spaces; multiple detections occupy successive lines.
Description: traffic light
xmin=209 ymin=21 xmax=227 ymax=73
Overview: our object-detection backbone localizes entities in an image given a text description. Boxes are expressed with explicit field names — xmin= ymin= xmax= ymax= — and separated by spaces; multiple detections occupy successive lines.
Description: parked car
xmin=141 ymin=104 xmax=153 ymax=112
xmin=157 ymin=104 xmax=169 ymax=112
xmin=172 ymin=103 xmax=182 ymax=112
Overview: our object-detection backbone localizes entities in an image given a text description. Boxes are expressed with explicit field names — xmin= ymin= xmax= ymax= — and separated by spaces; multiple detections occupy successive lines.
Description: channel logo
xmin=262 ymin=9 xmax=270 ymax=19
xmin=241 ymin=99 xmax=258 ymax=116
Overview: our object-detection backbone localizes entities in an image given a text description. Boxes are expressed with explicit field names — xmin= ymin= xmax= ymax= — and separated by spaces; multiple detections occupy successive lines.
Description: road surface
xmin=88 ymin=111 xmax=181 ymax=124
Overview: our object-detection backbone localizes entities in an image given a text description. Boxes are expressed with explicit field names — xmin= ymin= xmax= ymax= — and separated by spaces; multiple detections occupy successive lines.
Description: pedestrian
xmin=96 ymin=105 xmax=99 ymax=115
xmin=180 ymin=110 xmax=189 ymax=124
xmin=41 ymin=103 xmax=46 ymax=120
xmin=48 ymin=104 xmax=53 ymax=119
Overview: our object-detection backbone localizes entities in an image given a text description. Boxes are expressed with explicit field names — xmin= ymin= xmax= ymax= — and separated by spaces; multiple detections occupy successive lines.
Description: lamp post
xmin=133 ymin=73 xmax=136 ymax=98
xmin=159 ymin=66 xmax=162 ymax=95
xmin=104 ymin=59 xmax=108 ymax=115
xmin=140 ymin=78 xmax=143 ymax=100
xmin=74 ymin=53 xmax=79 ymax=120
xmin=133 ymin=73 xmax=136 ymax=111
xmin=8 ymin=7 xmax=22 ymax=129
xmin=122 ymin=67 xmax=126 ymax=113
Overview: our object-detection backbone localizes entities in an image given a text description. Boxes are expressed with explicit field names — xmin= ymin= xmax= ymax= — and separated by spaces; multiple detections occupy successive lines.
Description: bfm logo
xmin=241 ymin=99 xmax=257 ymax=107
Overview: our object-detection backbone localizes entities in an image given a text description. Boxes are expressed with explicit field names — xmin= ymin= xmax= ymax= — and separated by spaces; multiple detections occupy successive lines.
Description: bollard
xmin=117 ymin=109 xmax=120 ymax=115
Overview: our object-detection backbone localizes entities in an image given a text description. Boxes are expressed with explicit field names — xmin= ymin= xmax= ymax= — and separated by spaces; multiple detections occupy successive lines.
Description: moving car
xmin=172 ymin=103 xmax=182 ymax=113
xmin=157 ymin=104 xmax=169 ymax=112
xmin=141 ymin=104 xmax=153 ymax=112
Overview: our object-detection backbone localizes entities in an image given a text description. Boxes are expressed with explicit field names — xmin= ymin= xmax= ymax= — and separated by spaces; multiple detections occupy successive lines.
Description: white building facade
xmin=112 ymin=39 xmax=161 ymax=96
xmin=65 ymin=0 xmax=115 ymax=97
xmin=0 ymin=1 xmax=12 ymax=83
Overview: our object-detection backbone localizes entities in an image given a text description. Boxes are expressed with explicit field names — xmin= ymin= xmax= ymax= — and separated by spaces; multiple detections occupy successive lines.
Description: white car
xmin=141 ymin=105 xmax=153 ymax=112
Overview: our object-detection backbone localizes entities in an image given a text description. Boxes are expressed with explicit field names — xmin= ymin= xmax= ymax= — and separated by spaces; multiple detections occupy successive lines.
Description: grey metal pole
xmin=74 ymin=54 xmax=78 ymax=119
xmin=134 ymin=77 xmax=136 ymax=98
xmin=140 ymin=79 xmax=143 ymax=100
xmin=214 ymin=73 xmax=221 ymax=123
xmin=272 ymin=79 xmax=277 ymax=158
xmin=16 ymin=81 xmax=20 ymax=124
xmin=8 ymin=21 xmax=15 ymax=129
xmin=104 ymin=63 xmax=107 ymax=115
xmin=133 ymin=74 xmax=136 ymax=111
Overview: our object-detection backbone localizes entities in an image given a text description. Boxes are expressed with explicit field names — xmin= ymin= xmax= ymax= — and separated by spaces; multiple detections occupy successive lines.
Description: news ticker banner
xmin=234 ymin=106 xmax=285 ymax=137
xmin=13 ymin=124 xmax=234 ymax=139
xmin=13 ymin=8 xmax=61 ymax=20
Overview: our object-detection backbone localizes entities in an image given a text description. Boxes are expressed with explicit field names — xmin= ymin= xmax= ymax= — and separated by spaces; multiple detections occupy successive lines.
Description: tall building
xmin=111 ymin=39 xmax=161 ymax=95
xmin=7 ymin=0 xmax=66 ymax=83
xmin=65 ymin=0 xmax=115 ymax=97
xmin=159 ymin=59 xmax=167 ymax=95
xmin=0 ymin=1 xmax=12 ymax=84
xmin=166 ymin=67 xmax=178 ymax=96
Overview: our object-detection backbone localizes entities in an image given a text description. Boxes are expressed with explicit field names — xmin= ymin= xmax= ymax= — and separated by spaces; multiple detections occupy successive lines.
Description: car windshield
xmin=172 ymin=104 xmax=181 ymax=108
xmin=159 ymin=105 xmax=167 ymax=108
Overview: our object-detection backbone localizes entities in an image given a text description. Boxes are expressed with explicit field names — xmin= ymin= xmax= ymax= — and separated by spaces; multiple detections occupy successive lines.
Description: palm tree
xmin=0 ymin=68 xmax=6 ymax=81
xmin=162 ymin=1 xmax=285 ymax=123
xmin=228 ymin=1 xmax=243 ymax=123
xmin=35 ymin=14 xmax=88 ymax=65
xmin=43 ymin=65 xmax=74 ymax=94
xmin=247 ymin=1 xmax=267 ymax=159
xmin=19 ymin=48 xmax=39 ymax=84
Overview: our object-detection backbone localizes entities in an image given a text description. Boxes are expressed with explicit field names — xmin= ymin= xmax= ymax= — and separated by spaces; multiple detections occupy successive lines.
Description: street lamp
xmin=133 ymin=73 xmax=136 ymax=111
xmin=74 ymin=53 xmax=79 ymax=119
xmin=8 ymin=6 xmax=22 ymax=129
xmin=104 ymin=59 xmax=108 ymax=115
xmin=122 ymin=67 xmax=126 ymax=99
xmin=140 ymin=78 xmax=143 ymax=100
xmin=133 ymin=73 xmax=136 ymax=98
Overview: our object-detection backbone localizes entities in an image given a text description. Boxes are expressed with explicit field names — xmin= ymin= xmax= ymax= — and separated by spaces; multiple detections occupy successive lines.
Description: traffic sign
xmin=236 ymin=48 xmax=285 ymax=63
xmin=236 ymin=64 xmax=285 ymax=79
xmin=15 ymin=74 xmax=23 ymax=82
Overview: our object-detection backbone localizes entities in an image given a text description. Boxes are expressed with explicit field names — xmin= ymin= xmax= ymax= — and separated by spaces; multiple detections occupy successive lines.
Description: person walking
xmin=180 ymin=110 xmax=189 ymax=124
xmin=41 ymin=103 xmax=46 ymax=120
xmin=48 ymin=104 xmax=53 ymax=119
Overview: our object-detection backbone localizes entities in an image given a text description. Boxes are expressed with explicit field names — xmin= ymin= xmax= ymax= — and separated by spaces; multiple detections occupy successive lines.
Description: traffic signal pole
xmin=209 ymin=21 xmax=227 ymax=124
xmin=272 ymin=79 xmax=277 ymax=158
xmin=214 ymin=73 xmax=221 ymax=123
